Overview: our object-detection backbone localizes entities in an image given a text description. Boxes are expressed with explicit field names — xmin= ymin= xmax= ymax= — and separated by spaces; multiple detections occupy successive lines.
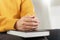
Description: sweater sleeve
xmin=0 ymin=16 xmax=18 ymax=32
xmin=0 ymin=0 xmax=36 ymax=32
xmin=20 ymin=0 xmax=36 ymax=17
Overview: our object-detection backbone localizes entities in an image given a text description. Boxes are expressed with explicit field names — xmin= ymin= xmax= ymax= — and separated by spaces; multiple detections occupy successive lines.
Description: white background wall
xmin=50 ymin=6 xmax=60 ymax=29
xmin=32 ymin=0 xmax=51 ymax=30
xmin=49 ymin=0 xmax=60 ymax=29
xmin=32 ymin=0 xmax=60 ymax=30
xmin=51 ymin=0 xmax=60 ymax=6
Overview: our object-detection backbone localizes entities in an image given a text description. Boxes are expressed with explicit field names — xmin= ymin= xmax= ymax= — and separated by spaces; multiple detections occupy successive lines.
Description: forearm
xmin=20 ymin=0 xmax=36 ymax=17
xmin=0 ymin=16 xmax=18 ymax=32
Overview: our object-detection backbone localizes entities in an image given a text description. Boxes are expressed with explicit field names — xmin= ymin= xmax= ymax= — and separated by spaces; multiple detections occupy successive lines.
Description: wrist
xmin=14 ymin=21 xmax=18 ymax=30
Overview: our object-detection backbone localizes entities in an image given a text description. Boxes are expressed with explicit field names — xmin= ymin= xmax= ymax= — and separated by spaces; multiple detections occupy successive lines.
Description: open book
xmin=7 ymin=30 xmax=50 ymax=38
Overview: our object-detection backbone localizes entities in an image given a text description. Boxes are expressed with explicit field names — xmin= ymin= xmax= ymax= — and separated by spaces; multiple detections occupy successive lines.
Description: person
xmin=0 ymin=0 xmax=48 ymax=40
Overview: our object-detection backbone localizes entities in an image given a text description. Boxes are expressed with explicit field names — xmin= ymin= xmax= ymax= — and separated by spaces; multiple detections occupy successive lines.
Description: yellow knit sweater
xmin=0 ymin=0 xmax=35 ymax=32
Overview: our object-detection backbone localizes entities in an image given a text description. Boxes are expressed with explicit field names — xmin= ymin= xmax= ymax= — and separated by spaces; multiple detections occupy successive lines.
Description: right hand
xmin=15 ymin=16 xmax=39 ymax=31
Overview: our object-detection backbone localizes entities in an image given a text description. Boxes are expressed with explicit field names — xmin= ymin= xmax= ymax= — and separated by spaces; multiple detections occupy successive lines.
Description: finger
xmin=23 ymin=26 xmax=37 ymax=30
xmin=25 ymin=19 xmax=38 ymax=23
xmin=23 ymin=22 xmax=38 ymax=26
xmin=19 ymin=25 xmax=37 ymax=32
xmin=24 ymin=15 xmax=35 ymax=18
xmin=22 ymin=16 xmax=39 ymax=23
xmin=25 ymin=17 xmax=39 ymax=23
